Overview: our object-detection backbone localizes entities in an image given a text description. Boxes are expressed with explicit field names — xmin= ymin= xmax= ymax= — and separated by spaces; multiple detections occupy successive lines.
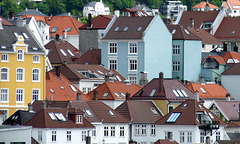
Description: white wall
xmin=79 ymin=79 xmax=105 ymax=94
xmin=222 ymin=75 xmax=240 ymax=100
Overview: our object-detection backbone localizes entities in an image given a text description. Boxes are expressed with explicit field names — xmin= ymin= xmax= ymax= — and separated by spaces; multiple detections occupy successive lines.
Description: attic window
xmin=22 ymin=33 xmax=29 ymax=39
xmin=172 ymin=90 xmax=179 ymax=97
xmin=55 ymin=113 xmax=66 ymax=121
xmin=166 ymin=112 xmax=181 ymax=123
xmin=227 ymin=59 xmax=234 ymax=63
xmin=33 ymin=47 xmax=38 ymax=50
xmin=234 ymin=59 xmax=239 ymax=63
xmin=114 ymin=92 xmax=121 ymax=98
xmin=123 ymin=26 xmax=128 ymax=32
xmin=67 ymin=27 xmax=72 ymax=32
xmin=103 ymin=92 xmax=108 ymax=98
xmin=172 ymin=29 xmax=176 ymax=34
xmin=114 ymin=26 xmax=120 ymax=31
xmin=13 ymin=32 xmax=18 ymax=37
xmin=172 ymin=89 xmax=188 ymax=97
xmin=198 ymin=104 xmax=203 ymax=109
xmin=51 ymin=27 xmax=58 ymax=33
xmin=50 ymin=89 xmax=54 ymax=93
xmin=97 ymin=70 xmax=104 ymax=75
xmin=1 ymin=46 xmax=6 ymax=49
xmin=60 ymin=86 xmax=64 ymax=90
xmin=120 ymin=92 xmax=125 ymax=97
xmin=232 ymin=30 xmax=236 ymax=35
xmin=67 ymin=49 xmax=74 ymax=56
xmin=69 ymin=85 xmax=77 ymax=92
xmin=108 ymin=110 xmax=114 ymax=116
xmin=200 ymin=87 xmax=207 ymax=94
xmin=60 ymin=49 xmax=67 ymax=56
xmin=77 ymin=115 xmax=83 ymax=123
xmin=150 ymin=89 xmax=156 ymax=96
xmin=137 ymin=26 xmax=142 ymax=31
xmin=84 ymin=109 xmax=93 ymax=117
xmin=49 ymin=112 xmax=57 ymax=120
xmin=184 ymin=29 xmax=189 ymax=35
xmin=116 ymin=75 xmax=122 ymax=81
xmin=150 ymin=107 xmax=159 ymax=115
xmin=183 ymin=103 xmax=187 ymax=107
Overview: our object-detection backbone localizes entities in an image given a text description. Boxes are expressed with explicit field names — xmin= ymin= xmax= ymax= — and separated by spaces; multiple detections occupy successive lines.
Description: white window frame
xmin=108 ymin=58 xmax=117 ymax=70
xmin=109 ymin=42 xmax=117 ymax=54
xmin=1 ymin=54 xmax=8 ymax=62
xmin=52 ymin=131 xmax=56 ymax=142
xmin=1 ymin=109 xmax=8 ymax=121
xmin=104 ymin=126 xmax=109 ymax=136
xmin=129 ymin=58 xmax=137 ymax=71
xmin=134 ymin=124 xmax=140 ymax=135
xmin=141 ymin=124 xmax=147 ymax=136
xmin=173 ymin=44 xmax=180 ymax=55
xmin=32 ymin=89 xmax=40 ymax=101
xmin=77 ymin=115 xmax=83 ymax=123
xmin=1 ymin=88 xmax=9 ymax=103
xmin=16 ymin=88 xmax=24 ymax=103
xmin=38 ymin=131 xmax=42 ymax=142
xmin=129 ymin=42 xmax=138 ymax=54
xmin=187 ymin=132 xmax=192 ymax=143
xmin=180 ymin=132 xmax=185 ymax=143
xmin=120 ymin=126 xmax=125 ymax=137
xmin=82 ymin=131 xmax=86 ymax=141
xmin=111 ymin=126 xmax=115 ymax=137
xmin=128 ymin=74 xmax=137 ymax=84
xmin=17 ymin=49 xmax=24 ymax=61
xmin=32 ymin=68 xmax=40 ymax=82
xmin=16 ymin=68 xmax=24 ymax=82
xmin=33 ymin=55 xmax=40 ymax=63
xmin=216 ymin=131 xmax=220 ymax=140
xmin=67 ymin=131 xmax=71 ymax=141
xmin=173 ymin=61 xmax=180 ymax=72
xmin=1 ymin=67 xmax=9 ymax=81
xmin=151 ymin=124 xmax=156 ymax=136
xmin=92 ymin=127 xmax=96 ymax=137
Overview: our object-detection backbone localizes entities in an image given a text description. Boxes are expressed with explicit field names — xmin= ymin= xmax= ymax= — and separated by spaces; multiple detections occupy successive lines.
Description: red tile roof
xmin=192 ymin=2 xmax=219 ymax=9
xmin=228 ymin=0 xmax=240 ymax=9
xmin=32 ymin=101 xmax=70 ymax=113
xmin=75 ymin=49 xmax=101 ymax=65
xmin=188 ymin=28 xmax=222 ymax=45
xmin=222 ymin=51 xmax=240 ymax=64
xmin=22 ymin=15 xmax=83 ymax=36
xmin=116 ymin=100 xmax=163 ymax=123
xmin=223 ymin=1 xmax=230 ymax=9
xmin=87 ymin=82 xmax=142 ymax=100
xmin=132 ymin=78 xmax=195 ymax=102
xmin=227 ymin=121 xmax=240 ymax=128
xmin=202 ymin=55 xmax=226 ymax=65
xmin=45 ymin=39 xmax=81 ymax=65
xmin=24 ymin=108 xmax=94 ymax=128
xmin=214 ymin=17 xmax=240 ymax=40
xmin=0 ymin=16 xmax=14 ymax=26
xmin=155 ymin=100 xmax=226 ymax=125
xmin=187 ymin=83 xmax=232 ymax=99
xmin=46 ymin=72 xmax=91 ymax=101
xmin=80 ymin=15 xmax=113 ymax=29
xmin=178 ymin=11 xmax=220 ymax=29
xmin=155 ymin=139 xmax=178 ymax=144
xmin=222 ymin=63 xmax=240 ymax=75
xmin=214 ymin=100 xmax=240 ymax=121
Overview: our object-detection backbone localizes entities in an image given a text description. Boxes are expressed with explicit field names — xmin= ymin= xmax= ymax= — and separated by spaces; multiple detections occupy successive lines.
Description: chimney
xmin=205 ymin=3 xmax=209 ymax=12
xmin=200 ymin=75 xmax=204 ymax=83
xmin=0 ymin=18 xmax=3 ymax=29
xmin=239 ymin=103 xmax=240 ymax=121
xmin=68 ymin=12 xmax=71 ymax=16
xmin=77 ymin=91 xmax=82 ymax=101
xmin=139 ymin=71 xmax=148 ymax=86
xmin=167 ymin=132 xmax=173 ymax=141
xmin=8 ymin=12 xmax=14 ymax=20
xmin=223 ymin=42 xmax=227 ymax=51
xmin=41 ymin=101 xmax=46 ymax=109
xmin=190 ymin=18 xmax=194 ymax=28
xmin=55 ymin=34 xmax=60 ymax=43
xmin=93 ymin=90 xmax=98 ymax=100
xmin=159 ymin=72 xmax=164 ymax=93
xmin=234 ymin=45 xmax=238 ymax=52
xmin=64 ymin=29 xmax=67 ymax=39
xmin=114 ymin=10 xmax=120 ymax=17
xmin=16 ymin=18 xmax=26 ymax=27
xmin=126 ymin=92 xmax=130 ymax=101
xmin=36 ymin=8 xmax=38 ymax=11
xmin=105 ymin=75 xmax=109 ymax=82
xmin=226 ymin=93 xmax=230 ymax=101
xmin=28 ymin=103 xmax=33 ymax=112
xmin=87 ymin=13 xmax=92 ymax=28
xmin=194 ymin=90 xmax=199 ymax=102
xmin=55 ymin=66 xmax=60 ymax=77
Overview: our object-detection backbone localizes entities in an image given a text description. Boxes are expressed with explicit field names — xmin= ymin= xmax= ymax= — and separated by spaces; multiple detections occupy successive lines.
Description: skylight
xmin=49 ymin=112 xmax=57 ymax=120
xmin=166 ymin=113 xmax=181 ymax=123
xmin=137 ymin=26 xmax=143 ymax=31
xmin=22 ymin=33 xmax=29 ymax=39
xmin=50 ymin=89 xmax=54 ymax=93
xmin=1 ymin=46 xmax=6 ymax=49
xmin=181 ymin=90 xmax=188 ymax=97
xmin=114 ymin=92 xmax=121 ymax=98
xmin=67 ymin=27 xmax=72 ymax=32
xmin=172 ymin=90 xmax=179 ymax=97
xmin=184 ymin=29 xmax=190 ymax=35
xmin=120 ymin=92 xmax=125 ymax=97
xmin=150 ymin=89 xmax=156 ymax=96
xmin=97 ymin=70 xmax=104 ymax=75
xmin=55 ymin=113 xmax=66 ymax=121
xmin=234 ymin=59 xmax=239 ymax=63
xmin=60 ymin=49 xmax=67 ymax=56
xmin=227 ymin=59 xmax=234 ymax=63
xmin=51 ymin=27 xmax=58 ymax=33
xmin=108 ymin=110 xmax=115 ymax=116
xmin=172 ymin=29 xmax=176 ymax=34
xmin=103 ymin=92 xmax=108 ymax=98
xmin=116 ymin=75 xmax=122 ymax=81
xmin=60 ymin=86 xmax=64 ymax=90
xmin=183 ymin=103 xmax=187 ymax=107
xmin=67 ymin=49 xmax=74 ymax=56
xmin=69 ymin=85 xmax=77 ymax=92
xmin=232 ymin=30 xmax=236 ymax=35
xmin=13 ymin=32 xmax=18 ymax=37
xmin=177 ymin=90 xmax=184 ymax=97
xmin=172 ymin=89 xmax=188 ymax=97
xmin=85 ymin=109 xmax=93 ymax=117
xmin=33 ymin=47 xmax=38 ymax=50
xmin=200 ymin=87 xmax=207 ymax=94
xmin=123 ymin=26 xmax=128 ymax=32
xmin=150 ymin=107 xmax=159 ymax=115
xmin=115 ymin=26 xmax=120 ymax=31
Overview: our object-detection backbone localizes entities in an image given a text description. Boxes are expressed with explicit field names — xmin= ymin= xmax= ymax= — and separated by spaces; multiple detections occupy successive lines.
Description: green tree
xmin=0 ymin=0 xmax=20 ymax=18
xmin=19 ymin=0 xmax=36 ymax=11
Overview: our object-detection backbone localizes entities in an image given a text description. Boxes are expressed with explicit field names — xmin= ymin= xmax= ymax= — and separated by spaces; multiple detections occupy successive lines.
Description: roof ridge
xmin=70 ymin=16 xmax=80 ymax=33
xmin=105 ymin=82 xmax=115 ymax=99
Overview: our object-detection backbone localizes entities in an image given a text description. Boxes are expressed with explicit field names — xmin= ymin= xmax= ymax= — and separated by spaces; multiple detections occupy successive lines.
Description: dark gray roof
xmin=16 ymin=8 xmax=47 ymax=17
xmin=85 ymin=1 xmax=109 ymax=8
xmin=227 ymin=133 xmax=240 ymax=140
xmin=3 ymin=110 xmax=36 ymax=125
xmin=103 ymin=16 xmax=154 ymax=40
xmin=0 ymin=25 xmax=45 ymax=54
xmin=10 ymin=18 xmax=32 ymax=25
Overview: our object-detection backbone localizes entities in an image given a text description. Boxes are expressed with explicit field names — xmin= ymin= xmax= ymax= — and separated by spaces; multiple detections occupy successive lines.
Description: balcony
xmin=199 ymin=120 xmax=220 ymax=136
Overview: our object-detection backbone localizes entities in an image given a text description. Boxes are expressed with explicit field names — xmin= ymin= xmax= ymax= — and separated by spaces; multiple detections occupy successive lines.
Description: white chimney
xmin=114 ymin=10 xmax=120 ymax=17
xmin=194 ymin=90 xmax=199 ymax=102
xmin=0 ymin=18 xmax=3 ymax=29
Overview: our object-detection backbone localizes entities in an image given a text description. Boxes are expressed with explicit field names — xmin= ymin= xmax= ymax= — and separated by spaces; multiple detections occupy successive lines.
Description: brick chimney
xmin=194 ymin=90 xmax=199 ymax=102
xmin=126 ymin=92 xmax=130 ymax=101
xmin=226 ymin=93 xmax=230 ymax=101
xmin=77 ymin=91 xmax=82 ymax=101
xmin=139 ymin=71 xmax=148 ymax=86
xmin=94 ymin=90 xmax=98 ymax=100
xmin=55 ymin=66 xmax=60 ymax=77
xmin=190 ymin=18 xmax=194 ymax=28
xmin=87 ymin=13 xmax=92 ymax=29
xmin=159 ymin=72 xmax=164 ymax=94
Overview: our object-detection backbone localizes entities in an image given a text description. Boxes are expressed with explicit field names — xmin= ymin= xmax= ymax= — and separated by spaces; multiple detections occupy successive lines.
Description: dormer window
xmin=76 ymin=115 xmax=83 ymax=123
xmin=137 ymin=26 xmax=142 ymax=31
xmin=166 ymin=112 xmax=181 ymax=123
xmin=114 ymin=26 xmax=120 ymax=31
xmin=51 ymin=27 xmax=58 ymax=33
xmin=108 ymin=110 xmax=114 ymax=116
xmin=67 ymin=27 xmax=72 ymax=32
xmin=123 ymin=26 xmax=128 ymax=32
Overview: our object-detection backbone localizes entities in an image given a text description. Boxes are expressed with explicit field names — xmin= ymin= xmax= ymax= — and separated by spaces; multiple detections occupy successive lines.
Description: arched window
xmin=1 ymin=68 xmax=9 ymax=81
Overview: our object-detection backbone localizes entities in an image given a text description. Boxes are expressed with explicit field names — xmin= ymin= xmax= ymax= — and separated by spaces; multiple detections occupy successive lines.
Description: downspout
xmin=182 ymin=40 xmax=185 ymax=81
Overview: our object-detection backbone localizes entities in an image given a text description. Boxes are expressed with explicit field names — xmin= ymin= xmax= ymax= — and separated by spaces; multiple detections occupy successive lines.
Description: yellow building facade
xmin=0 ymin=28 xmax=46 ymax=119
